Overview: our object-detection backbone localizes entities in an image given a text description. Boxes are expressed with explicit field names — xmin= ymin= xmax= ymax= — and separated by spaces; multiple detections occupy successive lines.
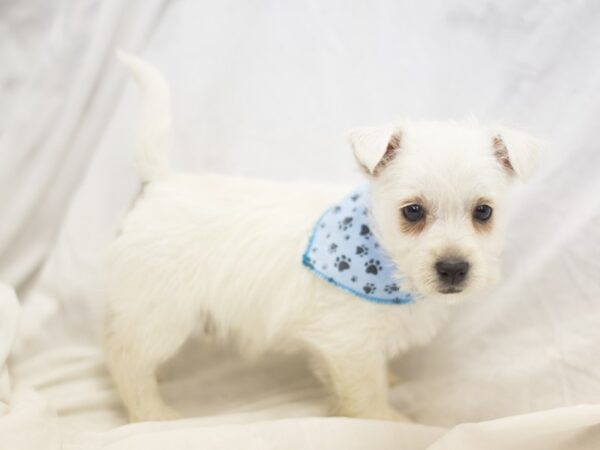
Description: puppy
xmin=104 ymin=53 xmax=541 ymax=422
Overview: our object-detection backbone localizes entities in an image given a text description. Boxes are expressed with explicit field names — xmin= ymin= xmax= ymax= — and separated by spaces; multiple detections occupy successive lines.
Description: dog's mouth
xmin=437 ymin=286 xmax=464 ymax=294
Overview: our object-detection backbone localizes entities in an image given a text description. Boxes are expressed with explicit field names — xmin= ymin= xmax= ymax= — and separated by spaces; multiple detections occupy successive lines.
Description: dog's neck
xmin=302 ymin=185 xmax=416 ymax=305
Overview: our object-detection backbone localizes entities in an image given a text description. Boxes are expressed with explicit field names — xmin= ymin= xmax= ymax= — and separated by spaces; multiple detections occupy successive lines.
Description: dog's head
xmin=350 ymin=121 xmax=541 ymax=300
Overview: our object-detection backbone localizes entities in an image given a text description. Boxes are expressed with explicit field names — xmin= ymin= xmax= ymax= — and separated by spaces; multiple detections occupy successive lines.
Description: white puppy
xmin=104 ymin=53 xmax=541 ymax=422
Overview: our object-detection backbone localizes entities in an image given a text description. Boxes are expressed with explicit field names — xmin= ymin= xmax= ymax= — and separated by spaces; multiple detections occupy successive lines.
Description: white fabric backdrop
xmin=1 ymin=0 xmax=600 ymax=448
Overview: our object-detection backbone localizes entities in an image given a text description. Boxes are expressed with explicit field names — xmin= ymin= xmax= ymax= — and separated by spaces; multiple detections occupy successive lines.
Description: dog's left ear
xmin=349 ymin=126 xmax=402 ymax=176
xmin=491 ymin=127 xmax=543 ymax=180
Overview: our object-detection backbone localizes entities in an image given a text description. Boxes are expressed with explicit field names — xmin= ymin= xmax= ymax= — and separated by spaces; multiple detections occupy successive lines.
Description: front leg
xmin=310 ymin=347 xmax=411 ymax=422
xmin=388 ymin=366 xmax=402 ymax=387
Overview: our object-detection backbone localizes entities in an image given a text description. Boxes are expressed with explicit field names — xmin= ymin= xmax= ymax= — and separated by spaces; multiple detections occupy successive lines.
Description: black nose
xmin=436 ymin=260 xmax=470 ymax=285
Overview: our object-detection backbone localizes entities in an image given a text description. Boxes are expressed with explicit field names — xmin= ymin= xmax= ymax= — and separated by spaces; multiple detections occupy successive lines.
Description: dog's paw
xmin=343 ymin=406 xmax=412 ymax=423
xmin=129 ymin=404 xmax=181 ymax=423
xmin=379 ymin=408 xmax=412 ymax=423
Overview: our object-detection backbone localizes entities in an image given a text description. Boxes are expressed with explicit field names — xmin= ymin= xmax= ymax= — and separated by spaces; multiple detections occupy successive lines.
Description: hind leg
xmin=104 ymin=295 xmax=194 ymax=422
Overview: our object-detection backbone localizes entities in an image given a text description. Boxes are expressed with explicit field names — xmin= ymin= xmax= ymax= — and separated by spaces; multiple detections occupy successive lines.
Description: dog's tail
xmin=117 ymin=50 xmax=172 ymax=182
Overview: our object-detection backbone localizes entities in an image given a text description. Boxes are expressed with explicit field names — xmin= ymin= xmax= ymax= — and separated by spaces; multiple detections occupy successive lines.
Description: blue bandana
xmin=302 ymin=185 xmax=415 ymax=305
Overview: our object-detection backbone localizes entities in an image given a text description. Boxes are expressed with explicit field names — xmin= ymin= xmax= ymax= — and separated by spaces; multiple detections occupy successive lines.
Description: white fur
xmin=104 ymin=53 xmax=541 ymax=422
xmin=116 ymin=50 xmax=172 ymax=182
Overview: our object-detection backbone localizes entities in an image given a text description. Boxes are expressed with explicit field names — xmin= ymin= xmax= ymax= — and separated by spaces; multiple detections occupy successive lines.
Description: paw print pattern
xmin=365 ymin=259 xmax=382 ymax=275
xmin=384 ymin=283 xmax=400 ymax=294
xmin=334 ymin=255 xmax=351 ymax=272
xmin=355 ymin=245 xmax=369 ymax=257
xmin=363 ymin=283 xmax=376 ymax=294
xmin=304 ymin=187 xmax=414 ymax=303
xmin=360 ymin=224 xmax=372 ymax=238
xmin=339 ymin=217 xmax=353 ymax=231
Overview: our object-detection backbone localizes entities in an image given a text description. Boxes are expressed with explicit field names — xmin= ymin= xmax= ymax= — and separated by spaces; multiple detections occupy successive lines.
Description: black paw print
xmin=333 ymin=205 xmax=342 ymax=214
xmin=384 ymin=283 xmax=400 ymax=294
xmin=338 ymin=217 xmax=353 ymax=231
xmin=351 ymin=193 xmax=361 ymax=202
xmin=355 ymin=244 xmax=369 ymax=257
xmin=350 ymin=275 xmax=358 ymax=283
xmin=360 ymin=224 xmax=372 ymax=238
xmin=363 ymin=283 xmax=376 ymax=294
xmin=334 ymin=255 xmax=351 ymax=272
xmin=328 ymin=243 xmax=338 ymax=254
xmin=365 ymin=259 xmax=382 ymax=275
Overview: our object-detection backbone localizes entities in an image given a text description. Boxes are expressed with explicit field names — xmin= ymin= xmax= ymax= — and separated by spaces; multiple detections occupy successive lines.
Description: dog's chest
xmin=380 ymin=300 xmax=450 ymax=354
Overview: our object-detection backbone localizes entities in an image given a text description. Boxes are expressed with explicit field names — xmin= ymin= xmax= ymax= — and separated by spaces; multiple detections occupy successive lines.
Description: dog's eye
xmin=402 ymin=204 xmax=424 ymax=222
xmin=473 ymin=204 xmax=493 ymax=221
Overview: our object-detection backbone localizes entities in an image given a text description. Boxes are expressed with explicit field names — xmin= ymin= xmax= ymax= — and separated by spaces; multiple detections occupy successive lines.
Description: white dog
xmin=104 ymin=53 xmax=541 ymax=422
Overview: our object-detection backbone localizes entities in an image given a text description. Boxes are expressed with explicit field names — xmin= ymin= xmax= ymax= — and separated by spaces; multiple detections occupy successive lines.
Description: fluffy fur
xmin=104 ymin=52 xmax=541 ymax=422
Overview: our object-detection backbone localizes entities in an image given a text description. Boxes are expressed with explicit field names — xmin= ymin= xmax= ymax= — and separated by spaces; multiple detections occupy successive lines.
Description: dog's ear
xmin=349 ymin=126 xmax=402 ymax=176
xmin=491 ymin=127 xmax=542 ymax=180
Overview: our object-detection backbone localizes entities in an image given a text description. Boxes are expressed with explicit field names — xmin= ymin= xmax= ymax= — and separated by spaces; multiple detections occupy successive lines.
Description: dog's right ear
xmin=491 ymin=127 xmax=543 ymax=181
xmin=349 ymin=126 xmax=402 ymax=176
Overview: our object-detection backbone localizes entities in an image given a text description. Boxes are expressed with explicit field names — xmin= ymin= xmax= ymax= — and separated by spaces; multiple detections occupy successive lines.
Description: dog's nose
xmin=436 ymin=260 xmax=469 ymax=285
